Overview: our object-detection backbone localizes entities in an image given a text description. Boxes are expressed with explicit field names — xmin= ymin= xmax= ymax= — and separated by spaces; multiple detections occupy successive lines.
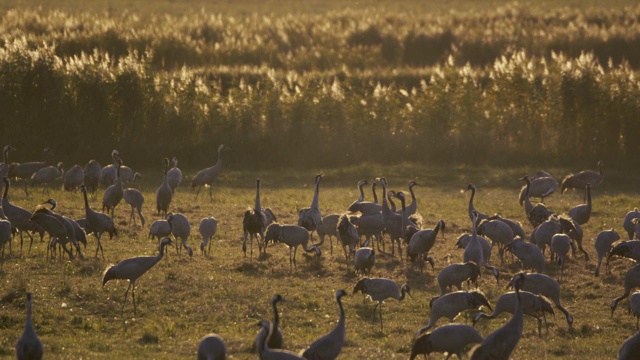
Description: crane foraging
xmin=102 ymin=237 xmax=172 ymax=316
xmin=353 ymin=277 xmax=410 ymax=330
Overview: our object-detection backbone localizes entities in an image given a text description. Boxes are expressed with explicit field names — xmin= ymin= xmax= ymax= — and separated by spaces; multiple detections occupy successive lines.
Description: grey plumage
xmin=298 ymin=174 xmax=323 ymax=234
xmin=505 ymin=237 xmax=545 ymax=273
xmin=618 ymin=331 xmax=640 ymax=360
xmin=29 ymin=162 xmax=63 ymax=195
xmin=611 ymin=264 xmax=640 ymax=315
xmin=167 ymin=213 xmax=193 ymax=257
xmin=0 ymin=145 xmax=15 ymax=195
xmin=265 ymin=223 xmax=320 ymax=270
xmin=378 ymin=178 xmax=403 ymax=258
xmin=346 ymin=179 xmax=368 ymax=210
xmin=62 ymin=164 xmax=84 ymax=191
xmin=561 ymin=160 xmax=604 ymax=194
xmin=123 ymin=188 xmax=145 ymax=227
xmin=518 ymin=173 xmax=558 ymax=204
xmin=464 ymin=211 xmax=500 ymax=282
xmin=347 ymin=180 xmax=381 ymax=216
xmin=149 ymin=219 xmax=171 ymax=241
xmin=532 ymin=215 xmax=576 ymax=259
xmin=473 ymin=290 xmax=555 ymax=337
xmin=477 ymin=219 xmax=513 ymax=264
xmin=103 ymin=237 xmax=172 ymax=316
xmin=256 ymin=294 xmax=285 ymax=354
xmin=197 ymin=334 xmax=227 ymax=360
xmin=354 ymin=247 xmax=375 ymax=275
xmin=608 ymin=240 xmax=640 ymax=263
xmin=0 ymin=218 xmax=12 ymax=266
xmin=81 ymin=184 xmax=117 ymax=259
xmin=100 ymin=150 xmax=121 ymax=187
xmin=350 ymin=212 xmax=384 ymax=253
xmin=398 ymin=181 xmax=419 ymax=216
xmin=352 ymin=277 xmax=410 ymax=330
xmin=198 ymin=217 xmax=218 ymax=256
xmin=551 ymin=233 xmax=572 ymax=276
xmin=594 ymin=229 xmax=620 ymax=276
xmin=469 ymin=274 xmax=526 ymax=360
xmin=437 ymin=262 xmax=482 ymax=296
xmin=316 ymin=213 xmax=340 ymax=256
xmin=507 ymin=272 xmax=573 ymax=329
xmin=488 ymin=214 xmax=526 ymax=242
xmin=166 ymin=156 xmax=182 ymax=193
xmin=256 ymin=320 xmax=303 ymax=360
xmin=568 ymin=183 xmax=592 ymax=225
xmin=411 ymin=324 xmax=483 ymax=360
xmin=623 ymin=208 xmax=640 ymax=240
xmin=102 ymin=160 xmax=123 ymax=218
xmin=156 ymin=158 xmax=172 ymax=217
xmin=407 ymin=220 xmax=443 ymax=272
xmin=456 ymin=232 xmax=499 ymax=283
xmin=336 ymin=214 xmax=358 ymax=263
xmin=243 ymin=179 xmax=276 ymax=259
xmin=30 ymin=209 xmax=73 ymax=260
xmin=466 ymin=184 xmax=489 ymax=226
xmin=628 ymin=291 xmax=640 ymax=330
xmin=9 ymin=147 xmax=53 ymax=181
xmin=2 ymin=177 xmax=43 ymax=255
xmin=83 ymin=159 xmax=101 ymax=194
xmin=192 ymin=144 xmax=230 ymax=200
xmin=418 ymin=291 xmax=491 ymax=334
xmin=38 ymin=200 xmax=84 ymax=258
xmin=16 ymin=292 xmax=43 ymax=360
xmin=301 ymin=290 xmax=347 ymax=360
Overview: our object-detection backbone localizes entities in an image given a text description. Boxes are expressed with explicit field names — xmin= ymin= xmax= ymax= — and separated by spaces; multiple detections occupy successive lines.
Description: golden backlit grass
xmin=0 ymin=164 xmax=638 ymax=359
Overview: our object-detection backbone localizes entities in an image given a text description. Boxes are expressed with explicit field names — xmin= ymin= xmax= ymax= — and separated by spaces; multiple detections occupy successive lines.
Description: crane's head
xmin=3 ymin=145 xmax=15 ymax=154
xmin=408 ymin=181 xmax=419 ymax=188
xmin=465 ymin=183 xmax=476 ymax=192
xmin=353 ymin=278 xmax=369 ymax=295
xmin=336 ymin=289 xmax=347 ymax=301
xmin=271 ymin=294 xmax=285 ymax=305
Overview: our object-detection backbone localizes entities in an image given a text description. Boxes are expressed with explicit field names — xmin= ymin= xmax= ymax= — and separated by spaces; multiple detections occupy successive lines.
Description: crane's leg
xmin=121 ymin=282 xmax=132 ymax=316
xmin=132 ymin=283 xmax=137 ymax=316
xmin=379 ymin=302 xmax=383 ymax=331
xmin=242 ymin=232 xmax=248 ymax=258
xmin=194 ymin=186 xmax=201 ymax=200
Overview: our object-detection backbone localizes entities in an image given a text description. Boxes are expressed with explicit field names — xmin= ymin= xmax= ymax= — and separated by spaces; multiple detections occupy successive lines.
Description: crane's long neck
xmin=372 ymin=183 xmax=378 ymax=204
xmin=272 ymin=300 xmax=280 ymax=331
xmin=25 ymin=298 xmax=35 ymax=334
xmin=214 ymin=149 xmax=223 ymax=170
xmin=255 ymin=181 xmax=261 ymax=211
xmin=587 ymin=186 xmax=592 ymax=206
xmin=357 ymin=182 xmax=365 ymax=202
xmin=337 ymin=295 xmax=345 ymax=327
xmin=468 ymin=187 xmax=476 ymax=215
xmin=163 ymin=162 xmax=169 ymax=185
xmin=2 ymin=179 xmax=8 ymax=200
xmin=82 ymin=189 xmax=90 ymax=214
xmin=311 ymin=177 xmax=320 ymax=209
xmin=3 ymin=148 xmax=8 ymax=166
xmin=399 ymin=286 xmax=408 ymax=301
xmin=409 ymin=185 xmax=417 ymax=203
xmin=523 ymin=179 xmax=533 ymax=210
xmin=263 ymin=322 xmax=273 ymax=352
xmin=380 ymin=180 xmax=390 ymax=213
xmin=399 ymin=196 xmax=408 ymax=228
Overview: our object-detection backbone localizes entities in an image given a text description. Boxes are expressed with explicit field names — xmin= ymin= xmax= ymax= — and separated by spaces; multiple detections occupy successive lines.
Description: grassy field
xmin=0 ymin=164 xmax=638 ymax=359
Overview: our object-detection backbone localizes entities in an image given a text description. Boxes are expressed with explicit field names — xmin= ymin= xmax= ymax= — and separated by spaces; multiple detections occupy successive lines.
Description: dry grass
xmin=0 ymin=164 xmax=637 ymax=359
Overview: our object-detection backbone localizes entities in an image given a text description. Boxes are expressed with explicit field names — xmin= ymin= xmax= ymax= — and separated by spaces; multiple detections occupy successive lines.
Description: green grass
xmin=0 ymin=164 xmax=638 ymax=359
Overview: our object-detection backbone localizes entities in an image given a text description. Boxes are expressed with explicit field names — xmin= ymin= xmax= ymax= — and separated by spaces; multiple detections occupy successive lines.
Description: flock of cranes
xmin=3 ymin=147 xmax=640 ymax=359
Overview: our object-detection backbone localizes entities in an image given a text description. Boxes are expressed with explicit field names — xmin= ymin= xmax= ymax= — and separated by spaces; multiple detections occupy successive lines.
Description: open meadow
xmin=0 ymin=164 xmax=639 ymax=359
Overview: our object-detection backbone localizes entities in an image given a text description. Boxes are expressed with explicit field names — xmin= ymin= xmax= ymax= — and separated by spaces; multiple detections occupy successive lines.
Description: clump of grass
xmin=139 ymin=332 xmax=159 ymax=344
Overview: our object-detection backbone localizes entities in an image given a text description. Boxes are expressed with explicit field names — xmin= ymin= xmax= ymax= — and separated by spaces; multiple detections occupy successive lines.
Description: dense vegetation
xmin=1 ymin=4 xmax=640 ymax=168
